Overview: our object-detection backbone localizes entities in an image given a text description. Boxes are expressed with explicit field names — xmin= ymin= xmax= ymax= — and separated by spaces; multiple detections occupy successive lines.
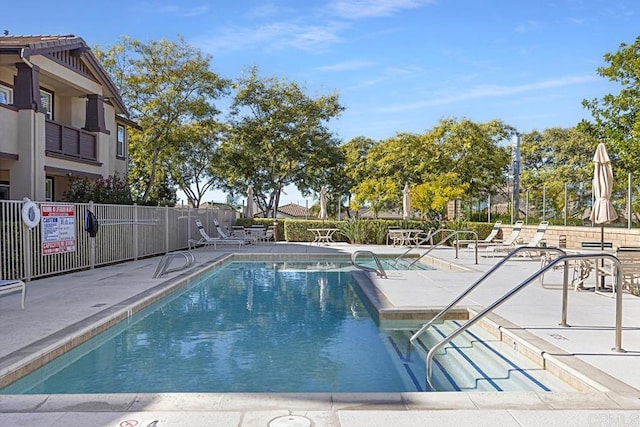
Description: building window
xmin=45 ymin=177 xmax=54 ymax=202
xmin=117 ymin=124 xmax=126 ymax=158
xmin=0 ymin=83 xmax=12 ymax=105
xmin=0 ymin=182 xmax=9 ymax=200
xmin=40 ymin=89 xmax=53 ymax=120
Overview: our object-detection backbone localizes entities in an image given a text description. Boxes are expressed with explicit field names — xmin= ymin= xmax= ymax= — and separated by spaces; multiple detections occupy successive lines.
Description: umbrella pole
xmin=601 ymin=224 xmax=606 ymax=289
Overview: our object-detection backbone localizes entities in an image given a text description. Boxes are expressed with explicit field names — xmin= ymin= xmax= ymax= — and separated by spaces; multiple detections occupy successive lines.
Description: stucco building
xmin=0 ymin=34 xmax=134 ymax=201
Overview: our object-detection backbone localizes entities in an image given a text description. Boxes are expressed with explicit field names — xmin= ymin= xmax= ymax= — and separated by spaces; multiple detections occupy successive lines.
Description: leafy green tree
xmin=219 ymin=66 xmax=344 ymax=218
xmin=352 ymin=118 xmax=511 ymax=216
xmin=95 ymin=36 xmax=230 ymax=204
xmin=165 ymin=119 xmax=225 ymax=208
xmin=352 ymin=177 xmax=398 ymax=218
xmin=338 ymin=136 xmax=377 ymax=217
xmin=520 ymin=127 xmax=596 ymax=221
xmin=581 ymin=35 xmax=640 ymax=180
xmin=411 ymin=172 xmax=468 ymax=220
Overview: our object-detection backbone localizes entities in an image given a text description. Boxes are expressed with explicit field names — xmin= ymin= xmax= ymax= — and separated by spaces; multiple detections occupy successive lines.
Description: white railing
xmin=0 ymin=201 xmax=235 ymax=281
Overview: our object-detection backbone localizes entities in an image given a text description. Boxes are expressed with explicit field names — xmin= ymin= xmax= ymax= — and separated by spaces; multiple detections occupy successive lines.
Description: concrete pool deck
xmin=0 ymin=241 xmax=639 ymax=426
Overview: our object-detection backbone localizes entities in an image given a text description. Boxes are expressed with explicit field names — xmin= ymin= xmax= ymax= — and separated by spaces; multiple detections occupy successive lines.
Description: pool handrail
xmin=392 ymin=227 xmax=437 ymax=266
xmin=410 ymin=246 xmax=567 ymax=344
xmin=153 ymin=251 xmax=196 ymax=278
xmin=351 ymin=250 xmax=388 ymax=278
xmin=423 ymin=249 xmax=625 ymax=390
xmin=406 ymin=229 xmax=480 ymax=267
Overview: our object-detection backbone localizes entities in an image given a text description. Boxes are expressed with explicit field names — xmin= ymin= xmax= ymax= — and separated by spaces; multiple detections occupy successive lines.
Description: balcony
xmin=45 ymin=120 xmax=97 ymax=162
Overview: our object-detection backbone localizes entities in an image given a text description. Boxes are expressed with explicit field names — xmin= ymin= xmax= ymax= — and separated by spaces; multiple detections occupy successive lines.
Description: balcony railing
xmin=45 ymin=120 xmax=97 ymax=162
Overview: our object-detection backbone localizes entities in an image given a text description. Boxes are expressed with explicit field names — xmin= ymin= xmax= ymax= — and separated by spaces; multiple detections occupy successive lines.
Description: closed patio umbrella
xmin=590 ymin=141 xmax=617 ymax=287
xmin=319 ymin=186 xmax=328 ymax=225
xmin=590 ymin=141 xmax=617 ymax=230
xmin=244 ymin=185 xmax=254 ymax=218
xmin=402 ymin=183 xmax=411 ymax=226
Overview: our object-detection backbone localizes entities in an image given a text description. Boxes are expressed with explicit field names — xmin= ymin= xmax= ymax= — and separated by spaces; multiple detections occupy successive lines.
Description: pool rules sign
xmin=41 ymin=204 xmax=76 ymax=254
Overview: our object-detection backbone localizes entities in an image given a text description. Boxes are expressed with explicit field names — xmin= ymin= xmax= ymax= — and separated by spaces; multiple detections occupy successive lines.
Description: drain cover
xmin=268 ymin=415 xmax=311 ymax=427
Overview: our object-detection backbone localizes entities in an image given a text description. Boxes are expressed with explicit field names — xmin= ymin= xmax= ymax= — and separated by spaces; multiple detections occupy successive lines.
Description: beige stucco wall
xmin=11 ymin=110 xmax=46 ymax=200
xmin=501 ymin=223 xmax=640 ymax=249
xmin=0 ymin=106 xmax=18 ymax=155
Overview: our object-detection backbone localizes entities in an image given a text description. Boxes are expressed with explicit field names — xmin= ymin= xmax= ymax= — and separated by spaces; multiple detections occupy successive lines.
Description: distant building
xmin=256 ymin=202 xmax=309 ymax=219
xmin=0 ymin=35 xmax=136 ymax=201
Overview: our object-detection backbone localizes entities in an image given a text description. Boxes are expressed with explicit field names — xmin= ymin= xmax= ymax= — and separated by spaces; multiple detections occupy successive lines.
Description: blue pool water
xmin=3 ymin=261 xmax=425 ymax=394
xmin=1 ymin=259 xmax=571 ymax=394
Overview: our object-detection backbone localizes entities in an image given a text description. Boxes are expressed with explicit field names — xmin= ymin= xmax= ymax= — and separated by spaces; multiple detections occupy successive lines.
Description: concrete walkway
xmin=0 ymin=242 xmax=639 ymax=426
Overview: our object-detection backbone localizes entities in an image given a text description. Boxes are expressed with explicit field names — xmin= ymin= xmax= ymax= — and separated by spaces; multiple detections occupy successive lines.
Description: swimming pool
xmin=0 ymin=259 xmax=572 ymax=394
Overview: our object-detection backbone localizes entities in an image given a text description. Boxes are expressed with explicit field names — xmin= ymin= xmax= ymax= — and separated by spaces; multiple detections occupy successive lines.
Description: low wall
xmin=501 ymin=224 xmax=640 ymax=249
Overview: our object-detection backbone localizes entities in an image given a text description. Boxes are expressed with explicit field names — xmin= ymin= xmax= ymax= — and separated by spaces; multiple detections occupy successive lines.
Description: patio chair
xmin=484 ymin=220 xmax=526 ymax=257
xmin=596 ymin=247 xmax=640 ymax=296
xmin=454 ymin=221 xmax=502 ymax=250
xmin=188 ymin=219 xmax=244 ymax=250
xmin=0 ymin=278 xmax=26 ymax=309
xmin=214 ymin=219 xmax=257 ymax=245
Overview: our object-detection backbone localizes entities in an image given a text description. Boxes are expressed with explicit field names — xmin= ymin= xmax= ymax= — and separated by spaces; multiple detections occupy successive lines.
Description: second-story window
xmin=40 ymin=89 xmax=53 ymax=120
xmin=117 ymin=124 xmax=126 ymax=158
xmin=0 ymin=83 xmax=12 ymax=105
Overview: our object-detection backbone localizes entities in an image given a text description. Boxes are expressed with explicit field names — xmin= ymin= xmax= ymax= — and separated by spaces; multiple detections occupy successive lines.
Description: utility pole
xmin=512 ymin=132 xmax=521 ymax=221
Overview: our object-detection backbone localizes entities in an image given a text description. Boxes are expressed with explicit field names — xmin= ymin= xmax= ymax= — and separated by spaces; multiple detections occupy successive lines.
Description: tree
xmin=95 ymin=36 xmax=230 ymax=204
xmin=411 ymin=172 xmax=468 ymax=220
xmin=219 ymin=66 xmax=344 ymax=218
xmin=352 ymin=177 xmax=398 ymax=218
xmin=165 ymin=120 xmax=225 ymax=208
xmin=581 ymin=35 xmax=640 ymax=180
xmin=520 ymin=127 xmax=596 ymax=221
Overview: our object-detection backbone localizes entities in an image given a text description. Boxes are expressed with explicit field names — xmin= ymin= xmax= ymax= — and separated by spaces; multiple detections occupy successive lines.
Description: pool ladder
xmin=351 ymin=250 xmax=388 ymax=278
xmin=394 ymin=229 xmax=479 ymax=267
xmin=409 ymin=246 xmax=626 ymax=390
xmin=153 ymin=251 xmax=196 ymax=278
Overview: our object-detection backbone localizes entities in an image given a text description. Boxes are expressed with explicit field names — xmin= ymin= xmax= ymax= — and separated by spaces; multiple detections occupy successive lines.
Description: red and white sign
xmin=41 ymin=204 xmax=76 ymax=255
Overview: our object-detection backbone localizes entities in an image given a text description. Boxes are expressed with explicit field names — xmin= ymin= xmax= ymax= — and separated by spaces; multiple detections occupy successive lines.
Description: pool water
xmin=1 ymin=260 xmax=572 ymax=394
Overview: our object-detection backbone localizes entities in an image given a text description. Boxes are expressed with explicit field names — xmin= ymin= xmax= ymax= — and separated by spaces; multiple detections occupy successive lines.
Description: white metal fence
xmin=0 ymin=201 xmax=235 ymax=281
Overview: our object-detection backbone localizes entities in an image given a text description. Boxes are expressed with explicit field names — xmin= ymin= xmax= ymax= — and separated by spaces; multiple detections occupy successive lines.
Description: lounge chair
xmin=484 ymin=221 xmax=526 ymax=257
xmin=0 ymin=278 xmax=26 ymax=309
xmin=188 ymin=219 xmax=244 ymax=250
xmin=454 ymin=221 xmax=502 ymax=250
xmin=214 ymin=220 xmax=257 ymax=245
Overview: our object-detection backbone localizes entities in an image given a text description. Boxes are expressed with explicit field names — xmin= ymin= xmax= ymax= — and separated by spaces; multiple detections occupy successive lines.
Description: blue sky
xmin=4 ymin=0 xmax=639 ymax=204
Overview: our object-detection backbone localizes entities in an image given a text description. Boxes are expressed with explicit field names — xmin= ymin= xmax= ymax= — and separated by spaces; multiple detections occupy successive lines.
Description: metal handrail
xmin=423 ymin=250 xmax=625 ymax=390
xmin=153 ymin=251 xmax=196 ymax=278
xmin=407 ymin=229 xmax=479 ymax=267
xmin=393 ymin=227 xmax=436 ymax=266
xmin=351 ymin=250 xmax=388 ymax=278
xmin=410 ymin=246 xmax=567 ymax=344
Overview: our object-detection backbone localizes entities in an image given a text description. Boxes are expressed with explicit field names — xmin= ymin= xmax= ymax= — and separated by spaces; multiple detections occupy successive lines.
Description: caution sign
xmin=41 ymin=204 xmax=76 ymax=255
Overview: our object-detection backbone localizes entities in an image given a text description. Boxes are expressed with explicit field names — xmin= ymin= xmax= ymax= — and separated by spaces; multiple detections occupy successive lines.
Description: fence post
xmin=133 ymin=203 xmax=139 ymax=261
xmin=22 ymin=220 xmax=33 ymax=282
xmin=165 ymin=205 xmax=170 ymax=252
xmin=89 ymin=201 xmax=96 ymax=270
xmin=629 ymin=173 xmax=632 ymax=229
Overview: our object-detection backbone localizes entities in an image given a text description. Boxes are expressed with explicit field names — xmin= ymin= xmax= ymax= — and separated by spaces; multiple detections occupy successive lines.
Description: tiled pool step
xmin=383 ymin=321 xmax=576 ymax=393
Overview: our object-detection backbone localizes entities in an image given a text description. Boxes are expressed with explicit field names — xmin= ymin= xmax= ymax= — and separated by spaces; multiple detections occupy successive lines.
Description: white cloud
xmin=329 ymin=0 xmax=434 ymax=19
xmin=195 ymin=21 xmax=347 ymax=53
xmin=317 ymin=60 xmax=377 ymax=71
xmin=156 ymin=4 xmax=210 ymax=17
xmin=379 ymin=75 xmax=599 ymax=112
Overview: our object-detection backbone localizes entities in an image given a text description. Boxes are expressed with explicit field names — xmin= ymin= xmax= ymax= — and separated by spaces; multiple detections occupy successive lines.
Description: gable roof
xmin=0 ymin=35 xmax=128 ymax=116
xmin=278 ymin=203 xmax=309 ymax=218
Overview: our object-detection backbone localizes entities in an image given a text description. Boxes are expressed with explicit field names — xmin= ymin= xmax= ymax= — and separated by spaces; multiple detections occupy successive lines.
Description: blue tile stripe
xmin=452 ymin=321 xmax=552 ymax=392
xmin=432 ymin=325 xmax=503 ymax=391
